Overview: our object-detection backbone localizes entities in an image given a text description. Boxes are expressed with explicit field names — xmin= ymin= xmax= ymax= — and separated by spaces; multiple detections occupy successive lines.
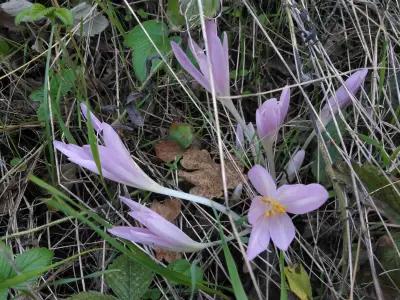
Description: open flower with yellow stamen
xmin=246 ymin=165 xmax=328 ymax=260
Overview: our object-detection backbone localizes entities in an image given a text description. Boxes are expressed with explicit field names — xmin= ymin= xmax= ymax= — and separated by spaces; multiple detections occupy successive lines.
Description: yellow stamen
xmin=261 ymin=196 xmax=286 ymax=217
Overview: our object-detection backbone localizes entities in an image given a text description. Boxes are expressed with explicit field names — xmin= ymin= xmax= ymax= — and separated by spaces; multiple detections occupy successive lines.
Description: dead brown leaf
xmin=154 ymin=140 xmax=185 ymax=163
xmin=178 ymin=149 xmax=243 ymax=198
xmin=150 ymin=198 xmax=182 ymax=262
xmin=150 ymin=198 xmax=181 ymax=222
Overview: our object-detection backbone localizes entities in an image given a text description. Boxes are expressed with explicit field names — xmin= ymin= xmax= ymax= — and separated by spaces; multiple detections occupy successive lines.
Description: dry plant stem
xmin=302 ymin=130 xmax=316 ymax=150
xmin=350 ymin=173 xmax=384 ymax=299
xmin=158 ymin=187 xmax=240 ymax=221
xmin=316 ymin=134 xmax=351 ymax=297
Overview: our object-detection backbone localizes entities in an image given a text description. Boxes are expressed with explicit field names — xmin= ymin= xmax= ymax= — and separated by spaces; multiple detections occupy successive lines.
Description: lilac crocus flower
xmin=109 ymin=197 xmax=209 ymax=252
xmin=171 ymin=20 xmax=229 ymax=97
xmin=246 ymin=165 xmax=328 ymax=260
xmin=54 ymin=104 xmax=239 ymax=219
xmin=286 ymin=149 xmax=305 ymax=181
xmin=256 ymin=86 xmax=290 ymax=144
xmin=320 ymin=69 xmax=368 ymax=126
xmin=54 ymin=104 xmax=160 ymax=191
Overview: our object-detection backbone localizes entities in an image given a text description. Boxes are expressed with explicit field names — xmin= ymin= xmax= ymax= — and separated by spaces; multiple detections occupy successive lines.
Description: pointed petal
xmin=101 ymin=123 xmax=156 ymax=189
xmin=119 ymin=197 xmax=201 ymax=249
xmin=248 ymin=196 xmax=266 ymax=225
xmin=54 ymin=141 xmax=92 ymax=160
xmin=277 ymin=183 xmax=329 ymax=214
xmin=286 ymin=149 xmax=305 ymax=181
xmin=188 ymin=38 xmax=209 ymax=82
xmin=247 ymin=218 xmax=270 ymax=261
xmin=108 ymin=227 xmax=184 ymax=251
xmin=256 ymin=99 xmax=280 ymax=140
xmin=279 ymin=86 xmax=290 ymax=122
xmin=205 ymin=20 xmax=229 ymax=96
xmin=248 ymin=165 xmax=277 ymax=197
xmin=268 ymin=214 xmax=295 ymax=251
xmin=320 ymin=69 xmax=368 ymax=125
xmin=171 ymin=41 xmax=211 ymax=92
xmin=80 ymin=103 xmax=103 ymax=132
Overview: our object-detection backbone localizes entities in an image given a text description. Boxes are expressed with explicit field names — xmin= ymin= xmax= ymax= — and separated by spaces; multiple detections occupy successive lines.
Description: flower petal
xmin=247 ymin=218 xmax=270 ymax=261
xmin=268 ymin=214 xmax=295 ymax=251
xmin=248 ymin=196 xmax=266 ymax=225
xmin=205 ymin=20 xmax=229 ymax=96
xmin=171 ymin=41 xmax=211 ymax=92
xmin=286 ymin=149 xmax=305 ymax=181
xmin=54 ymin=141 xmax=90 ymax=159
xmin=248 ymin=165 xmax=276 ymax=197
xmin=108 ymin=227 xmax=183 ymax=251
xmin=101 ymin=123 xmax=157 ymax=189
xmin=120 ymin=197 xmax=201 ymax=249
xmin=279 ymin=86 xmax=290 ymax=122
xmin=256 ymin=99 xmax=280 ymax=140
xmin=320 ymin=69 xmax=368 ymax=125
xmin=80 ymin=103 xmax=103 ymax=132
xmin=188 ymin=38 xmax=209 ymax=82
xmin=277 ymin=183 xmax=329 ymax=214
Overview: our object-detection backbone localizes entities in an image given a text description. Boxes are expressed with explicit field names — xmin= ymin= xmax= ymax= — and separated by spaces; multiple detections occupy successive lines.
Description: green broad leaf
xmin=30 ymin=67 xmax=77 ymax=123
xmin=15 ymin=248 xmax=53 ymax=278
xmin=168 ymin=259 xmax=203 ymax=285
xmin=53 ymin=8 xmax=73 ymax=26
xmin=0 ymin=39 xmax=11 ymax=57
xmin=0 ymin=242 xmax=15 ymax=281
xmin=284 ymin=264 xmax=313 ymax=300
xmin=169 ymin=123 xmax=193 ymax=149
xmin=142 ymin=289 xmax=162 ymax=300
xmin=124 ymin=20 xmax=178 ymax=82
xmin=167 ymin=0 xmax=185 ymax=29
xmin=105 ymin=254 xmax=154 ymax=300
xmin=352 ymin=163 xmax=400 ymax=224
xmin=68 ymin=292 xmax=116 ymax=300
xmin=0 ymin=289 xmax=7 ymax=300
xmin=15 ymin=3 xmax=47 ymax=24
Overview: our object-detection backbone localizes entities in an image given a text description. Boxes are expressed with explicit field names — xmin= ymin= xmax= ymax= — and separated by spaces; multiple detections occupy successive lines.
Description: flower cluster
xmin=171 ymin=19 xmax=368 ymax=260
xmin=53 ymin=18 xmax=369 ymax=259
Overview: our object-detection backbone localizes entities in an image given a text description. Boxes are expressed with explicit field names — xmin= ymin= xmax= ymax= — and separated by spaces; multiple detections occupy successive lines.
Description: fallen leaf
xmin=154 ymin=140 xmax=185 ymax=163
xmin=1 ymin=0 xmax=32 ymax=16
xmin=178 ymin=149 xmax=243 ymax=198
xmin=71 ymin=2 xmax=109 ymax=37
xmin=284 ymin=263 xmax=313 ymax=300
xmin=150 ymin=198 xmax=182 ymax=262
xmin=150 ymin=198 xmax=181 ymax=222
xmin=154 ymin=248 xmax=182 ymax=262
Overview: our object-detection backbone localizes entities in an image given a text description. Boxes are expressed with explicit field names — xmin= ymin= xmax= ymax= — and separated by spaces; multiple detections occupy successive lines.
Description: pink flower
xmin=109 ymin=197 xmax=208 ymax=252
xmin=54 ymin=104 xmax=238 ymax=219
xmin=54 ymin=104 xmax=159 ymax=191
xmin=256 ymin=86 xmax=290 ymax=143
xmin=171 ymin=20 xmax=229 ymax=97
xmin=320 ymin=69 xmax=368 ymax=126
xmin=246 ymin=165 xmax=328 ymax=260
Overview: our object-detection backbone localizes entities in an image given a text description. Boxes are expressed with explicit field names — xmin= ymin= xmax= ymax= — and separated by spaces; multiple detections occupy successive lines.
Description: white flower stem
xmin=263 ymin=140 xmax=276 ymax=180
xmin=220 ymin=98 xmax=247 ymax=130
xmin=158 ymin=187 xmax=241 ymax=221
